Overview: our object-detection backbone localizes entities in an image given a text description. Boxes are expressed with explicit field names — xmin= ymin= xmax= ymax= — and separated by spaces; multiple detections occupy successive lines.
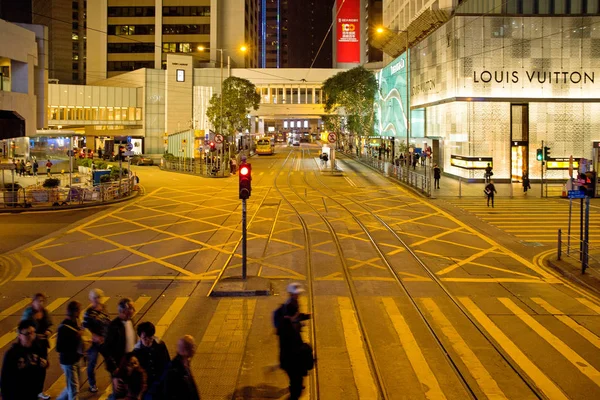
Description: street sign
xmin=126 ymin=142 xmax=134 ymax=151
xmin=327 ymin=132 xmax=337 ymax=143
xmin=568 ymin=190 xmax=586 ymax=199
xmin=214 ymin=134 xmax=224 ymax=144
xmin=124 ymin=151 xmax=134 ymax=157
xmin=0 ymin=164 xmax=15 ymax=170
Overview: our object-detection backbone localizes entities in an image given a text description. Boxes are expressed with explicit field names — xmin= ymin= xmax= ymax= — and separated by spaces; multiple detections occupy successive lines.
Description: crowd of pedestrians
xmin=0 ymin=291 xmax=200 ymax=400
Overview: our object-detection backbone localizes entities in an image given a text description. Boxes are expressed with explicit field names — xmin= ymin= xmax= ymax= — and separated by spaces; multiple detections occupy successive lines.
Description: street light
xmin=376 ymin=26 xmax=410 ymax=158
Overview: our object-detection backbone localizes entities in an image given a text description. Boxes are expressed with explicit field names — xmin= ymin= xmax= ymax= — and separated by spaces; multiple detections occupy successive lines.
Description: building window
xmin=108 ymin=25 xmax=155 ymax=36
xmin=162 ymin=25 xmax=210 ymax=35
xmin=162 ymin=6 xmax=210 ymax=16
xmin=72 ymin=53 xmax=79 ymax=60
xmin=72 ymin=12 xmax=78 ymax=20
xmin=162 ymin=42 xmax=204 ymax=53
xmin=107 ymin=6 xmax=155 ymax=17
xmin=72 ymin=22 xmax=78 ymax=30
xmin=107 ymin=43 xmax=155 ymax=53
xmin=73 ymin=42 xmax=79 ymax=51
xmin=72 ymin=62 xmax=78 ymax=70
xmin=72 ymin=1 xmax=78 ymax=9
xmin=72 ymin=32 xmax=79 ymax=40
xmin=107 ymin=61 xmax=154 ymax=71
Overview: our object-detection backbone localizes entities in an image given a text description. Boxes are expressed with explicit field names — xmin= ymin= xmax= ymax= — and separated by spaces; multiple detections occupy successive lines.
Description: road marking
xmin=133 ymin=296 xmax=151 ymax=316
xmin=576 ymin=297 xmax=600 ymax=314
xmin=499 ymin=297 xmax=600 ymax=386
xmin=382 ymin=297 xmax=446 ymax=399
xmin=532 ymin=298 xmax=600 ymax=350
xmin=344 ymin=176 xmax=357 ymax=187
xmin=458 ymin=297 xmax=567 ymax=400
xmin=0 ymin=297 xmax=69 ymax=351
xmin=155 ymin=297 xmax=189 ymax=338
xmin=420 ymin=298 xmax=507 ymax=399
xmin=0 ymin=298 xmax=31 ymax=323
xmin=338 ymin=297 xmax=378 ymax=400
xmin=435 ymin=246 xmax=497 ymax=276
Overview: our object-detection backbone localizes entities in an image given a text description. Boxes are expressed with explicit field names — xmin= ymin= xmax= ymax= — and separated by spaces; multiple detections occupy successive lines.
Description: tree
xmin=322 ymin=66 xmax=378 ymax=138
xmin=206 ymin=77 xmax=261 ymax=136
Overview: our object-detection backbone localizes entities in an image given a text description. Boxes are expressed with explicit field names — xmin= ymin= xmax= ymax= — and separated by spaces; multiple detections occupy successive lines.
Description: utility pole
xmin=540 ymin=140 xmax=544 ymax=198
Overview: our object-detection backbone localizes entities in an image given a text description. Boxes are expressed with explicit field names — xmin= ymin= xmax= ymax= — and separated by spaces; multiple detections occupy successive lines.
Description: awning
xmin=370 ymin=9 xmax=451 ymax=59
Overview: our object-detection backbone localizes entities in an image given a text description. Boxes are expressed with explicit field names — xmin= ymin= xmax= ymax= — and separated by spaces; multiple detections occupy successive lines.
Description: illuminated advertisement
xmin=336 ymin=0 xmax=360 ymax=64
xmin=374 ymin=53 xmax=408 ymax=138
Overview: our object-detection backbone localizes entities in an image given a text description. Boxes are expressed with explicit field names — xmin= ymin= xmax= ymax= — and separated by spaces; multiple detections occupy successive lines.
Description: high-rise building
xmin=87 ymin=0 xmax=259 ymax=83
xmin=366 ymin=0 xmax=383 ymax=63
xmin=32 ymin=0 xmax=86 ymax=84
xmin=260 ymin=0 xmax=288 ymax=68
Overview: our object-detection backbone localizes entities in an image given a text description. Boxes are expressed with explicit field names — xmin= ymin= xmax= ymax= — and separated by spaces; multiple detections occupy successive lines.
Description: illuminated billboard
xmin=374 ymin=53 xmax=408 ymax=138
xmin=336 ymin=0 xmax=360 ymax=64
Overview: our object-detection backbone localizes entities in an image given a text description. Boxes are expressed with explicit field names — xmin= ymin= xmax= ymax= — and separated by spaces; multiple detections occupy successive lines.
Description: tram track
xmin=300 ymin=149 xmax=546 ymax=399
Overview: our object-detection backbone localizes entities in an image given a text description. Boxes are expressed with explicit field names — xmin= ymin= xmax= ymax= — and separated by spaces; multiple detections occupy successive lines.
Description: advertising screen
xmin=336 ymin=0 xmax=360 ymax=64
xmin=374 ymin=53 xmax=408 ymax=138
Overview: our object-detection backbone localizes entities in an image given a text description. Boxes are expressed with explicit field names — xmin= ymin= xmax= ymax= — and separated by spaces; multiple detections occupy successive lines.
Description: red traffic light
xmin=209 ymin=141 xmax=214 ymax=146
xmin=240 ymin=166 xmax=249 ymax=176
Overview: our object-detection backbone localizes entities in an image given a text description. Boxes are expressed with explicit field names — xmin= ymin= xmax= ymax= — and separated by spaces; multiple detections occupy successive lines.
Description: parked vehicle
xmin=130 ymin=155 xmax=154 ymax=166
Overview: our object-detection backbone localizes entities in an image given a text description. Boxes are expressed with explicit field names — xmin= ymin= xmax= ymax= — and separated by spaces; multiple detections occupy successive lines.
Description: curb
xmin=545 ymin=257 xmax=600 ymax=296
xmin=0 ymin=190 xmax=140 ymax=214
xmin=210 ymin=276 xmax=272 ymax=297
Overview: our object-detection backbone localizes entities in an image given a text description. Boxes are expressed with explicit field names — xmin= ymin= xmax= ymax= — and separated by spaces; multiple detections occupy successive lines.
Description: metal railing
xmin=557 ymin=228 xmax=598 ymax=274
xmin=161 ymin=157 xmax=230 ymax=177
xmin=1 ymin=177 xmax=136 ymax=209
xmin=358 ymin=155 xmax=432 ymax=197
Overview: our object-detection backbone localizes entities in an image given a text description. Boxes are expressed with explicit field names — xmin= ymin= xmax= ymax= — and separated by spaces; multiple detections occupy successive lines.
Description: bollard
xmin=557 ymin=229 xmax=561 ymax=260
xmin=582 ymin=240 xmax=588 ymax=274
xmin=459 ymin=177 xmax=462 ymax=198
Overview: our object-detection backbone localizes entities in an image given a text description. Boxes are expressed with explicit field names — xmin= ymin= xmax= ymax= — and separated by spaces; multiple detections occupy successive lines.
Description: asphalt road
xmin=0 ymin=144 xmax=598 ymax=400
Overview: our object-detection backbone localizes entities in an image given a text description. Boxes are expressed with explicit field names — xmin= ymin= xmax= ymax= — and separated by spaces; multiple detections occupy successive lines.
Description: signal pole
xmin=540 ymin=140 xmax=544 ymax=198
xmin=239 ymin=161 xmax=252 ymax=280
xmin=242 ymin=197 xmax=247 ymax=279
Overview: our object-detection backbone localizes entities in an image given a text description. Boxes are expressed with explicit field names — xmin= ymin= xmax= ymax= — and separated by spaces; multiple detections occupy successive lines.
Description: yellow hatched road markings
xmin=133 ymin=296 xmax=151 ymax=316
xmin=458 ymin=297 xmax=568 ymax=400
xmin=0 ymin=297 xmax=70 ymax=351
xmin=338 ymin=297 xmax=379 ymax=400
xmin=382 ymin=297 xmax=446 ymax=400
xmin=499 ymin=297 xmax=600 ymax=387
xmin=420 ymin=298 xmax=507 ymax=400
xmin=532 ymin=298 xmax=600 ymax=350
xmin=0 ymin=298 xmax=31 ymax=323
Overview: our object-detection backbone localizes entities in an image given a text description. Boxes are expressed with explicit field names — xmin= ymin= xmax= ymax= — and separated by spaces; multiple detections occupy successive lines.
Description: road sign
xmin=0 ymin=164 xmax=15 ymax=170
xmin=126 ymin=142 xmax=134 ymax=151
xmin=568 ymin=190 xmax=585 ymax=199
xmin=215 ymin=134 xmax=224 ymax=144
xmin=327 ymin=132 xmax=337 ymax=143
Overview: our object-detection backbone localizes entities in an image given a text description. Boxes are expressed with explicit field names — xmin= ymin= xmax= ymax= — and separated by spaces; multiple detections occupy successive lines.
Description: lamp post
xmin=198 ymin=45 xmax=248 ymax=174
xmin=376 ymin=27 xmax=410 ymax=159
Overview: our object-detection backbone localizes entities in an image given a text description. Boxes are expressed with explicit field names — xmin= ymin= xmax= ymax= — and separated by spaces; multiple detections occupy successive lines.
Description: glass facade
xmin=255 ymin=85 xmax=325 ymax=104
xmin=410 ymin=15 xmax=600 ymax=180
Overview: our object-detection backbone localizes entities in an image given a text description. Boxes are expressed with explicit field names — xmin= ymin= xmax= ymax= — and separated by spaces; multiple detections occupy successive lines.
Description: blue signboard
xmin=568 ymin=190 xmax=586 ymax=199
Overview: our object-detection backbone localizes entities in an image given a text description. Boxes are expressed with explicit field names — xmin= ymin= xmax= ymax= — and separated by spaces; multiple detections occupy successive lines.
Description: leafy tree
xmin=323 ymin=66 xmax=378 ymax=138
xmin=206 ymin=77 xmax=261 ymax=136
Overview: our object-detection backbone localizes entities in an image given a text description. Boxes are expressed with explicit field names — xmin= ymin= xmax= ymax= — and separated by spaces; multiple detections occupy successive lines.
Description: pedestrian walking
xmin=522 ymin=171 xmax=531 ymax=194
xmin=433 ymin=164 xmax=441 ymax=189
xmin=56 ymin=301 xmax=84 ymax=400
xmin=21 ymin=293 xmax=53 ymax=400
xmin=399 ymin=153 xmax=405 ymax=166
xmin=163 ymin=335 xmax=200 ymax=400
xmin=112 ymin=353 xmax=147 ymax=400
xmin=322 ymin=152 xmax=329 ymax=168
xmin=413 ymin=153 xmax=419 ymax=170
xmin=484 ymin=163 xmax=493 ymax=183
xmin=230 ymin=158 xmax=237 ymax=175
xmin=274 ymin=283 xmax=313 ymax=400
xmin=19 ymin=159 xmax=25 ymax=176
xmin=485 ymin=180 xmax=497 ymax=207
xmin=33 ymin=159 xmax=39 ymax=176
xmin=83 ymin=288 xmax=111 ymax=393
xmin=104 ymin=298 xmax=136 ymax=375
xmin=133 ymin=321 xmax=170 ymax=399
xmin=45 ymin=160 xmax=53 ymax=177
xmin=1 ymin=320 xmax=50 ymax=400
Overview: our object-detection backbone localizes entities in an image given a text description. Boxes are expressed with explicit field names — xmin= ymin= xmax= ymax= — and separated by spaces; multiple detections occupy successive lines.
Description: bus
xmin=256 ymin=138 xmax=275 ymax=155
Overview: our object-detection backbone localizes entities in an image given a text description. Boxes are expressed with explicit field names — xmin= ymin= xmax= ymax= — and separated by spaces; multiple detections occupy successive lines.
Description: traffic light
xmin=536 ymin=148 xmax=543 ymax=161
xmin=209 ymin=141 xmax=216 ymax=152
xmin=239 ymin=162 xmax=252 ymax=199
xmin=543 ymin=146 xmax=551 ymax=160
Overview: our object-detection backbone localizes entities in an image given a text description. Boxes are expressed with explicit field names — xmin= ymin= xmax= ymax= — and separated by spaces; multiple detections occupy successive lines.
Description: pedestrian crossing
xmin=445 ymin=198 xmax=600 ymax=243
xmin=0 ymin=293 xmax=597 ymax=398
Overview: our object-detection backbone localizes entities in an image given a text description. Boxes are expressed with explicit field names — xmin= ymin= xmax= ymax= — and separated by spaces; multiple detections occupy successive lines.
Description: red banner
xmin=336 ymin=0 xmax=360 ymax=64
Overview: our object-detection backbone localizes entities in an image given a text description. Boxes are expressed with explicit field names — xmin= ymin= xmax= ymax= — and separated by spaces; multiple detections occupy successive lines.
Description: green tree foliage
xmin=206 ymin=77 xmax=261 ymax=136
xmin=322 ymin=66 xmax=378 ymax=137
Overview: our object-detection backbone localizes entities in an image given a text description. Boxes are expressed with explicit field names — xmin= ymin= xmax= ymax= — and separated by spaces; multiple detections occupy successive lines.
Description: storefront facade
xmin=411 ymin=14 xmax=600 ymax=181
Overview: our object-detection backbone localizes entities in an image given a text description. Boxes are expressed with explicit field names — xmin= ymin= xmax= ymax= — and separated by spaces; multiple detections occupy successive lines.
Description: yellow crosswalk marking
xmin=133 ymin=296 xmax=151 ymax=316
xmin=532 ymin=298 xmax=600 ymax=350
xmin=458 ymin=297 xmax=568 ymax=400
xmin=420 ymin=298 xmax=507 ymax=399
xmin=382 ymin=297 xmax=446 ymax=399
xmin=0 ymin=297 xmax=70 ymax=350
xmin=499 ymin=297 xmax=600 ymax=387
xmin=576 ymin=297 xmax=600 ymax=315
xmin=0 ymin=298 xmax=32 ymax=323
xmin=155 ymin=297 xmax=188 ymax=338
xmin=338 ymin=297 xmax=379 ymax=400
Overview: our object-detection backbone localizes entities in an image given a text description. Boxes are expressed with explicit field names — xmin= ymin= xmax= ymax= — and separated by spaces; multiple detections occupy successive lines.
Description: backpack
xmin=273 ymin=303 xmax=286 ymax=329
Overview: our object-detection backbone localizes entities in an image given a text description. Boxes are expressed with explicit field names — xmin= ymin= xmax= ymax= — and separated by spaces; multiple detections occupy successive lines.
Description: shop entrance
xmin=510 ymin=104 xmax=529 ymax=182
